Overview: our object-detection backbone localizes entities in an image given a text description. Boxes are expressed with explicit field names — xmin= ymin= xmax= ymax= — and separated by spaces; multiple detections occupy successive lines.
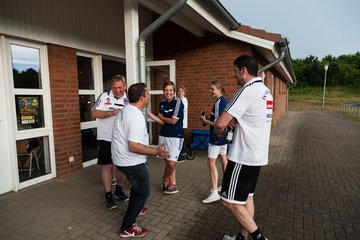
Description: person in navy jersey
xmin=200 ymin=80 xmax=228 ymax=204
xmin=147 ymin=81 xmax=184 ymax=194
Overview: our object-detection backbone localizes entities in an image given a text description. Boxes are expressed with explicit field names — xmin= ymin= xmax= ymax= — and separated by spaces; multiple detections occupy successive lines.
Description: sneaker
xmin=138 ymin=207 xmax=148 ymax=216
xmin=119 ymin=223 xmax=149 ymax=238
xmin=114 ymin=189 xmax=129 ymax=202
xmin=112 ymin=180 xmax=117 ymax=186
xmin=202 ymin=191 xmax=220 ymax=203
xmin=177 ymin=154 xmax=186 ymax=163
xmin=106 ymin=198 xmax=117 ymax=210
xmin=164 ymin=184 xmax=178 ymax=194
xmin=177 ymin=158 xmax=186 ymax=163
xmin=162 ymin=180 xmax=169 ymax=191
xmin=223 ymin=236 xmax=236 ymax=240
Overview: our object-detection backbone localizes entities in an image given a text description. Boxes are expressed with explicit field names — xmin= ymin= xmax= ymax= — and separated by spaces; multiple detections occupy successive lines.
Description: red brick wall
xmin=272 ymin=74 xmax=287 ymax=123
xmin=48 ymin=44 xmax=83 ymax=177
xmin=153 ymin=22 xmax=288 ymax=145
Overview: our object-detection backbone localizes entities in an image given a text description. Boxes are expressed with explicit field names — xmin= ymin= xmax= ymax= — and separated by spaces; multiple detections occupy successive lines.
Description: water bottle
xmin=226 ymin=127 xmax=234 ymax=143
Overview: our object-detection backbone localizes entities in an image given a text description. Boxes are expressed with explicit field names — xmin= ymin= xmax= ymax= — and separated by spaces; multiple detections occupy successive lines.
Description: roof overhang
xmin=139 ymin=0 xmax=296 ymax=84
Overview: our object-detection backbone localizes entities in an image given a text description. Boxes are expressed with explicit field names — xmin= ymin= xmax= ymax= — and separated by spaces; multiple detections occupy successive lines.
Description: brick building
xmin=0 ymin=0 xmax=295 ymax=194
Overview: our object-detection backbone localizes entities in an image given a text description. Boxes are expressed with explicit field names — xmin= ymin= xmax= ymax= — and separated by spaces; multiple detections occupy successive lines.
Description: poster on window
xmin=18 ymin=96 xmax=39 ymax=125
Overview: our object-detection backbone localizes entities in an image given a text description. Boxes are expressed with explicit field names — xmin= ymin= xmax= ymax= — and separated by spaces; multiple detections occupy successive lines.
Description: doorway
xmin=145 ymin=60 xmax=176 ymax=145
xmin=0 ymin=38 xmax=56 ymax=193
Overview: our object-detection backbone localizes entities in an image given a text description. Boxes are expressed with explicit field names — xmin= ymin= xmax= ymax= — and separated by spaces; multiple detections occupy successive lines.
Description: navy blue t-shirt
xmin=209 ymin=96 xmax=228 ymax=145
xmin=159 ymin=97 xmax=184 ymax=138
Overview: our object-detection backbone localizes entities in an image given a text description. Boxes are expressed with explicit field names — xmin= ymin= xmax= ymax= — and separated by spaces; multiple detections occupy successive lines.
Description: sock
xmin=105 ymin=191 xmax=112 ymax=199
xmin=250 ymin=228 xmax=266 ymax=240
xmin=236 ymin=233 xmax=246 ymax=240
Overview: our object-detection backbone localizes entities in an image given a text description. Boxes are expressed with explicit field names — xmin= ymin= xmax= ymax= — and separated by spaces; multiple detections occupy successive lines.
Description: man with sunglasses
xmin=215 ymin=55 xmax=272 ymax=240
xmin=112 ymin=83 xmax=170 ymax=238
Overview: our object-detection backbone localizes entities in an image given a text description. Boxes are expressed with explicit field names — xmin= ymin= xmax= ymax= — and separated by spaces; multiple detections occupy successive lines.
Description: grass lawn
xmin=288 ymin=86 xmax=360 ymax=111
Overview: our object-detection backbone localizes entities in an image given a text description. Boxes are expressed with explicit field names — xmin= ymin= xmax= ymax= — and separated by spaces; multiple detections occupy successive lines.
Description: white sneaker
xmin=223 ymin=235 xmax=236 ymax=240
xmin=202 ymin=191 xmax=220 ymax=203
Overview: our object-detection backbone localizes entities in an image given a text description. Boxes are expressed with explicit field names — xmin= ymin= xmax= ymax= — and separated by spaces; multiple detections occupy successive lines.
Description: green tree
xmin=292 ymin=52 xmax=360 ymax=89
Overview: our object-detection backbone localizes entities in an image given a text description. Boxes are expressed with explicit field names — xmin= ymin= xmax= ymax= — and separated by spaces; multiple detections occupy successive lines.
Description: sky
xmin=219 ymin=0 xmax=360 ymax=60
xmin=11 ymin=45 xmax=40 ymax=72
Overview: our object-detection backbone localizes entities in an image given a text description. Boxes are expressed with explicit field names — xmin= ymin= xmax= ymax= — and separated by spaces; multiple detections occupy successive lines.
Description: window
xmin=8 ymin=40 xmax=55 ymax=185
xmin=11 ymin=44 xmax=42 ymax=89
xmin=77 ymin=54 xmax=126 ymax=164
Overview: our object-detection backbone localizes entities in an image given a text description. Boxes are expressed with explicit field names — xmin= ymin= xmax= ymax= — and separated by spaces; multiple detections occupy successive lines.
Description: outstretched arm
xmin=147 ymin=111 xmax=164 ymax=125
xmin=158 ymin=114 xmax=178 ymax=125
xmin=128 ymin=142 xmax=170 ymax=159
xmin=92 ymin=108 xmax=120 ymax=119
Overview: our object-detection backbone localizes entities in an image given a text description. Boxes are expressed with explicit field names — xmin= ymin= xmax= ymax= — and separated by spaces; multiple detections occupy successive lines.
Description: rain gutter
xmin=138 ymin=0 xmax=187 ymax=83
xmin=258 ymin=39 xmax=288 ymax=74
xmin=207 ymin=0 xmax=240 ymax=29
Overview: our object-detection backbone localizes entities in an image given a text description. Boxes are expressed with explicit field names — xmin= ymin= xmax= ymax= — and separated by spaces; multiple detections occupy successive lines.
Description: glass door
xmin=7 ymin=40 xmax=55 ymax=189
xmin=77 ymin=53 xmax=126 ymax=167
xmin=145 ymin=60 xmax=175 ymax=145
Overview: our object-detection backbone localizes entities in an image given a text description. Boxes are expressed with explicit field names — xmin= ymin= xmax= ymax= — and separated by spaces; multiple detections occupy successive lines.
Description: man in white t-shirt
xmin=92 ymin=75 xmax=129 ymax=210
xmin=112 ymin=83 xmax=169 ymax=238
xmin=215 ymin=55 xmax=272 ymax=240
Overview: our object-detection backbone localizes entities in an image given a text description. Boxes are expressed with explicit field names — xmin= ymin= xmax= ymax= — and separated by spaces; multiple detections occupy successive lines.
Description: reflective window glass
xmin=11 ymin=45 xmax=41 ymax=89
xmin=79 ymin=95 xmax=95 ymax=122
xmin=81 ymin=128 xmax=98 ymax=162
xmin=16 ymin=136 xmax=51 ymax=182
xmin=102 ymin=58 xmax=126 ymax=91
xmin=77 ymin=56 xmax=94 ymax=90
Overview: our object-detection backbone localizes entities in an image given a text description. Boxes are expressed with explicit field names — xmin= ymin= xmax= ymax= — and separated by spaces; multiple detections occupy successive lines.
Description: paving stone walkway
xmin=0 ymin=110 xmax=359 ymax=240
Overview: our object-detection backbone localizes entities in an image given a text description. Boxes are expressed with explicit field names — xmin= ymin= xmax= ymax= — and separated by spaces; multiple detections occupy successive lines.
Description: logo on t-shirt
xmin=266 ymin=100 xmax=273 ymax=109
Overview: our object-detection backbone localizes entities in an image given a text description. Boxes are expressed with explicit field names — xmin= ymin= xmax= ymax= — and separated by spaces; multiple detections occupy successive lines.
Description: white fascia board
xmin=279 ymin=61 xmax=293 ymax=84
xmin=187 ymin=0 xmax=275 ymax=50
xmin=139 ymin=0 xmax=204 ymax=37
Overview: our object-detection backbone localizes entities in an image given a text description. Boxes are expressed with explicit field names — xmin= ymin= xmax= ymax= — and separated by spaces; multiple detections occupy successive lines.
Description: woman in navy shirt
xmin=148 ymin=81 xmax=184 ymax=194
xmin=200 ymin=80 xmax=228 ymax=203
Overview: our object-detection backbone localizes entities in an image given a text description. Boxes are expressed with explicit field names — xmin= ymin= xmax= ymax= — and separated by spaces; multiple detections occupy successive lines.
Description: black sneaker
xmin=114 ymin=189 xmax=129 ymax=202
xmin=106 ymin=198 xmax=117 ymax=210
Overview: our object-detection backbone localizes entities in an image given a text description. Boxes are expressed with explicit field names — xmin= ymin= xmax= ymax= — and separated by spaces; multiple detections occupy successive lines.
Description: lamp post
xmin=322 ymin=64 xmax=329 ymax=110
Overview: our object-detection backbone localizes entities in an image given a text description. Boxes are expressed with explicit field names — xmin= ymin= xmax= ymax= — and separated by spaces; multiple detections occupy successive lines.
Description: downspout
xmin=258 ymin=50 xmax=287 ymax=74
xmin=138 ymin=0 xmax=187 ymax=84
xmin=257 ymin=38 xmax=297 ymax=112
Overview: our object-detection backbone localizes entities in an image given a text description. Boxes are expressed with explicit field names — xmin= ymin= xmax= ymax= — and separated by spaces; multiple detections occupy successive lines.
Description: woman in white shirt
xmin=177 ymin=85 xmax=188 ymax=161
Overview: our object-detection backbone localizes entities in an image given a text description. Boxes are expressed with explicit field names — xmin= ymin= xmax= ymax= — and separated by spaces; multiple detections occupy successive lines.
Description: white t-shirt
xmin=92 ymin=91 xmax=128 ymax=141
xmin=180 ymin=96 xmax=188 ymax=129
xmin=225 ymin=77 xmax=273 ymax=166
xmin=111 ymin=104 xmax=149 ymax=167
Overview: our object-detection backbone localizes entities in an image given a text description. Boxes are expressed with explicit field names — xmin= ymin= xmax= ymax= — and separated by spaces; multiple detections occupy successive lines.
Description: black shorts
xmin=220 ymin=160 xmax=261 ymax=204
xmin=97 ymin=140 xmax=113 ymax=165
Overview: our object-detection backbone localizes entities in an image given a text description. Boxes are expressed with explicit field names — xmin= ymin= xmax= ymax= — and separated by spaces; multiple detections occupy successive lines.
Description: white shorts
xmin=208 ymin=143 xmax=227 ymax=159
xmin=159 ymin=136 xmax=184 ymax=161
